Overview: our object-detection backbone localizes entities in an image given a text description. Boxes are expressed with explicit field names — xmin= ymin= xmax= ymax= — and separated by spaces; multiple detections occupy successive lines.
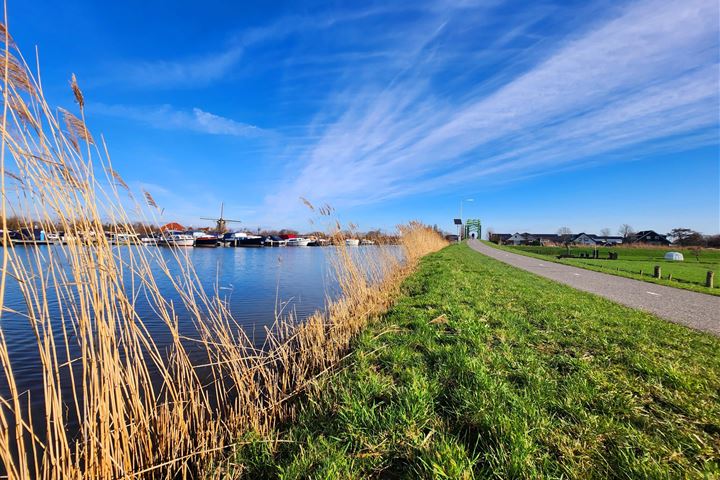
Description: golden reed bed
xmin=0 ymin=15 xmax=446 ymax=479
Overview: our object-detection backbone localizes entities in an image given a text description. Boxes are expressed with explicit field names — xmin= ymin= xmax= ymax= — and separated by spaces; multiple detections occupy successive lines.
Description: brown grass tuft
xmin=69 ymin=74 xmax=84 ymax=109
xmin=59 ymin=107 xmax=94 ymax=145
xmin=0 ymin=21 xmax=14 ymax=46
xmin=8 ymin=96 xmax=39 ymax=130
xmin=107 ymin=166 xmax=129 ymax=191
xmin=300 ymin=196 xmax=314 ymax=211
xmin=143 ymin=189 xmax=158 ymax=209
xmin=0 ymin=52 xmax=34 ymax=95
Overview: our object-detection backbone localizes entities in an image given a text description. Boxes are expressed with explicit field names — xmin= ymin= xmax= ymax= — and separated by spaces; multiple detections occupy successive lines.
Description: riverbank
xmin=482 ymin=241 xmax=720 ymax=296
xmin=228 ymin=243 xmax=720 ymax=478
xmin=0 ymin=27 xmax=452 ymax=475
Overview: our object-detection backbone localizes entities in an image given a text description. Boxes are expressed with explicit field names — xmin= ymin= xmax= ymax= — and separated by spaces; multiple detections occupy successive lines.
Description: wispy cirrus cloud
xmin=268 ymin=0 xmax=718 ymax=213
xmin=116 ymin=47 xmax=244 ymax=88
xmin=92 ymin=103 xmax=263 ymax=137
xmin=103 ymin=4 xmax=422 ymax=89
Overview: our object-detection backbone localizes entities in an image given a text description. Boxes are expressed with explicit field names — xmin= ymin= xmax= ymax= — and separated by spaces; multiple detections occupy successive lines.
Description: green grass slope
xmin=486 ymin=243 xmax=719 ymax=296
xmin=230 ymin=244 xmax=720 ymax=479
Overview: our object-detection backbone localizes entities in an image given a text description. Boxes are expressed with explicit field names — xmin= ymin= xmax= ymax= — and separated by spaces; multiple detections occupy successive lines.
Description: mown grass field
xmin=228 ymin=244 xmax=720 ymax=479
xmin=485 ymin=243 xmax=720 ymax=296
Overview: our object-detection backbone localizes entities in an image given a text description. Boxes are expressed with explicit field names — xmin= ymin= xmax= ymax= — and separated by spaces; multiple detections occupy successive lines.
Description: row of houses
xmin=490 ymin=230 xmax=670 ymax=247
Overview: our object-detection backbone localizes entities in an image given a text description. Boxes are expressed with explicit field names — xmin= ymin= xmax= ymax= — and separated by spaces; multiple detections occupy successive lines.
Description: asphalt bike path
xmin=468 ymin=239 xmax=719 ymax=336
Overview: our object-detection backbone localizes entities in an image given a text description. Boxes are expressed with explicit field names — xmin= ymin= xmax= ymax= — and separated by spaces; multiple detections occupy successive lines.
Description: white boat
xmin=159 ymin=233 xmax=195 ymax=247
xmin=308 ymin=238 xmax=328 ymax=247
xmin=46 ymin=232 xmax=65 ymax=244
xmin=360 ymin=239 xmax=375 ymax=245
xmin=111 ymin=233 xmax=141 ymax=245
xmin=345 ymin=239 xmax=360 ymax=246
xmin=141 ymin=236 xmax=159 ymax=246
xmin=286 ymin=237 xmax=312 ymax=247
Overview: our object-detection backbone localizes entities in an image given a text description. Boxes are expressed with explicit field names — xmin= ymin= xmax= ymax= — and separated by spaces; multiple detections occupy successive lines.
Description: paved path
xmin=468 ymin=240 xmax=720 ymax=336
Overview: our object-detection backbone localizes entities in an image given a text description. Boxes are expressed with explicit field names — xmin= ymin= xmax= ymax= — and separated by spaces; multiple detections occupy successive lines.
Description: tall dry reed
xmin=0 ymin=16 xmax=447 ymax=479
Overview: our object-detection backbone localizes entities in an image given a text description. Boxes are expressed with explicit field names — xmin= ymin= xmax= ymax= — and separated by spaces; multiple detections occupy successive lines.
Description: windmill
xmin=201 ymin=203 xmax=241 ymax=233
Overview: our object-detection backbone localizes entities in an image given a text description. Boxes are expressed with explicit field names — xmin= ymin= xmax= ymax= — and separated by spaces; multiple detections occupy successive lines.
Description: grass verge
xmin=229 ymin=243 xmax=720 ymax=478
xmin=483 ymin=241 xmax=720 ymax=296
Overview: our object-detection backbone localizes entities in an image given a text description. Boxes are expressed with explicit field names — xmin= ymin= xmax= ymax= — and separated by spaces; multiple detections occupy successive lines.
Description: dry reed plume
xmin=0 ymin=16 xmax=447 ymax=479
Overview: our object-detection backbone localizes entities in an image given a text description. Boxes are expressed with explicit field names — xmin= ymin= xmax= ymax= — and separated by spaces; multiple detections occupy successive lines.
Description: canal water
xmin=0 ymin=244 xmax=386 ymax=425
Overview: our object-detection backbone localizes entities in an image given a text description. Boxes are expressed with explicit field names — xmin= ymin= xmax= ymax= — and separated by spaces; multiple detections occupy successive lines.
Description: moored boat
xmin=141 ymin=235 xmax=160 ymax=246
xmin=307 ymin=238 xmax=329 ymax=247
xmin=46 ymin=232 xmax=66 ymax=244
xmin=236 ymin=236 xmax=264 ymax=247
xmin=110 ymin=233 xmax=141 ymax=245
xmin=1 ymin=228 xmax=51 ymax=246
xmin=223 ymin=232 xmax=264 ymax=247
xmin=345 ymin=238 xmax=360 ymax=246
xmin=0 ymin=230 xmax=21 ymax=246
xmin=264 ymin=235 xmax=287 ymax=247
xmin=194 ymin=234 xmax=220 ymax=247
xmin=159 ymin=232 xmax=195 ymax=247
xmin=286 ymin=237 xmax=311 ymax=247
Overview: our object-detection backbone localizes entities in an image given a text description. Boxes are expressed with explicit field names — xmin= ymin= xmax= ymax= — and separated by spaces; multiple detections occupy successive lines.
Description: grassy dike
xmin=229 ymin=243 xmax=720 ymax=478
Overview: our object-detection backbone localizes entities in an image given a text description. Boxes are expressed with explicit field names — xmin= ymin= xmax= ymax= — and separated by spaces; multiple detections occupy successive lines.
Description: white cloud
xmin=118 ymin=47 xmax=244 ymax=88
xmin=106 ymin=4 xmax=419 ymax=89
xmin=92 ymin=103 xmax=262 ymax=137
xmin=274 ymin=0 xmax=718 ymax=210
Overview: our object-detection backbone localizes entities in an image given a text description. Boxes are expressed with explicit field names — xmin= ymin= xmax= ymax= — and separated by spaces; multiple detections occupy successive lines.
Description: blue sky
xmin=9 ymin=0 xmax=719 ymax=235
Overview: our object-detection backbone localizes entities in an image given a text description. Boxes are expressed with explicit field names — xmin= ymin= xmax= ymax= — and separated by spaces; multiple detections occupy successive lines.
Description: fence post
xmin=654 ymin=266 xmax=661 ymax=278
xmin=707 ymin=271 xmax=714 ymax=288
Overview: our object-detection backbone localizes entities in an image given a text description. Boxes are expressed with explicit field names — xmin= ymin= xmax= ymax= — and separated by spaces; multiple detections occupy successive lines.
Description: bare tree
xmin=618 ymin=224 xmax=634 ymax=238
xmin=557 ymin=226 xmax=572 ymax=236
xmin=706 ymin=234 xmax=720 ymax=248
xmin=486 ymin=227 xmax=495 ymax=241
xmin=600 ymin=228 xmax=611 ymax=237
xmin=668 ymin=228 xmax=705 ymax=246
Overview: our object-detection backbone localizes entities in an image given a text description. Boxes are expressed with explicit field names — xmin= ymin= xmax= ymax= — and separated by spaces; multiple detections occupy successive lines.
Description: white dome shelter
xmin=664 ymin=252 xmax=684 ymax=261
